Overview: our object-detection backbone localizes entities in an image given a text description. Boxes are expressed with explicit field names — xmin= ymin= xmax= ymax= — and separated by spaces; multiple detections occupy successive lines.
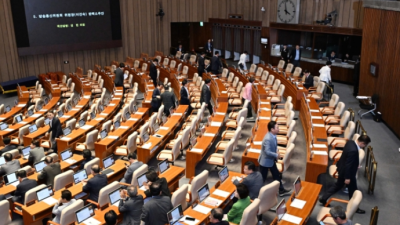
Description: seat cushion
xmin=221 ymin=131 xmax=234 ymax=140
xmin=225 ymin=121 xmax=237 ymax=128
xmin=327 ymin=137 xmax=346 ymax=147
xmin=41 ymin=141 xmax=50 ymax=148
xmin=228 ymin=98 xmax=242 ymax=105
xmin=217 ymin=141 xmax=228 ymax=150
xmin=270 ymin=96 xmax=281 ymax=103
xmin=124 ymin=84 xmax=130 ymax=88
xmin=310 ymin=93 xmax=321 ymax=99
xmin=272 ymin=109 xmax=285 ymax=116
xmin=325 ymin=126 xmax=342 ymax=133
xmin=228 ymin=112 xmax=238 ymax=120
xmin=76 ymin=144 xmax=86 ymax=150
xmin=115 ymin=148 xmax=128 ymax=155
xmin=208 ymin=154 xmax=223 ymax=164
xmin=329 ymin=165 xmax=338 ymax=178
xmin=158 ymin=150 xmax=173 ymax=160
xmin=329 ymin=150 xmax=342 ymax=160
xmin=316 ymin=207 xmax=335 ymax=224
xmin=320 ymin=107 xmax=334 ymax=114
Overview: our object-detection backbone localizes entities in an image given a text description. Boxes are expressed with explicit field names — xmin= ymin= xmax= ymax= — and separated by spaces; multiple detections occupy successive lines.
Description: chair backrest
xmin=85 ymin=129 xmax=99 ymax=149
xmin=255 ymin=67 xmax=263 ymax=77
xmin=237 ymin=108 xmax=248 ymax=123
xmin=171 ymin=184 xmax=189 ymax=210
xmin=285 ymin=63 xmax=294 ymax=73
xmin=352 ymin=133 xmax=360 ymax=141
xmin=286 ymin=111 xmax=295 ymax=125
xmin=92 ymin=73 xmax=98 ymax=81
xmin=141 ymin=63 xmax=148 ymax=72
xmin=84 ymin=157 xmax=100 ymax=175
xmin=346 ymin=190 xmax=362 ymax=220
xmin=287 ymin=131 xmax=297 ymax=147
xmin=334 ymin=102 xmax=346 ymax=117
xmin=131 ymin=164 xmax=148 ymax=186
xmin=125 ymin=132 xmax=138 ymax=153
xmin=98 ymin=181 xmax=120 ymax=208
xmin=277 ymin=84 xmax=285 ymax=96
xmin=18 ymin=125 xmax=30 ymax=144
xmin=171 ymin=136 xmax=182 ymax=161
xmin=101 ymin=120 xmax=112 ymax=133
xmin=8 ymin=149 xmax=20 ymax=159
xmin=286 ymin=120 xmax=296 ymax=137
xmin=222 ymin=139 xmax=235 ymax=166
xmin=281 ymin=143 xmax=295 ymax=172
xmin=59 ymin=199 xmax=84 ymax=225
xmin=122 ymin=105 xmax=130 ymax=121
xmin=249 ymin=64 xmax=257 ymax=73
xmin=232 ymin=76 xmax=239 ymax=87
xmin=35 ymin=117 xmax=45 ymax=128
xmin=0 ymin=200 xmax=11 ymax=225
xmin=258 ymin=181 xmax=280 ymax=214
xmin=189 ymin=55 xmax=196 ymax=64
xmin=239 ymin=198 xmax=260 ymax=225
xmin=272 ymin=79 xmax=281 ymax=90
xmin=163 ymin=58 xmax=169 ymax=67
xmin=293 ymin=67 xmax=302 ymax=77
xmin=180 ymin=127 xmax=191 ymax=149
xmin=339 ymin=111 xmax=350 ymax=127
xmin=80 ymin=111 xmax=88 ymax=122
xmin=330 ymin=94 xmax=340 ymax=107
xmin=227 ymin=72 xmax=234 ymax=82
xmin=316 ymin=82 xmax=326 ymax=93
xmin=157 ymin=105 xmax=165 ymax=123
xmin=25 ymin=184 xmax=47 ymax=205
xmin=0 ymin=104 xmax=3 ymax=114
xmin=232 ymin=127 xmax=242 ymax=150
xmin=344 ymin=121 xmax=356 ymax=139
xmin=13 ymin=113 xmax=23 ymax=124
xmin=236 ymin=81 xmax=243 ymax=93
xmin=221 ymin=68 xmax=229 ymax=78
xmin=170 ymin=60 xmax=176 ymax=69
xmin=175 ymin=51 xmax=182 ymax=59
xmin=177 ymin=63 xmax=182 ymax=73
xmin=54 ymin=170 xmax=74 ymax=191
xmin=66 ymin=118 xmax=76 ymax=130
xmin=139 ymin=122 xmax=150 ymax=142
xmin=277 ymin=60 xmax=285 ymax=69
xmin=313 ymin=76 xmax=320 ymax=87
xmin=267 ymin=75 xmax=275 ymax=86
xmin=261 ymin=71 xmax=269 ymax=81
xmin=189 ymin=170 xmax=209 ymax=203
xmin=134 ymin=60 xmax=140 ymax=68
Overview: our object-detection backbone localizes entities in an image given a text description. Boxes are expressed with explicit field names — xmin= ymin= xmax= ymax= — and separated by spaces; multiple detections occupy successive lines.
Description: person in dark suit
xmin=45 ymin=111 xmax=62 ymax=152
xmin=82 ymin=164 xmax=108 ymax=202
xmin=0 ymin=137 xmax=17 ymax=156
xmin=104 ymin=210 xmax=118 ymax=225
xmin=28 ymin=140 xmax=45 ymax=164
xmin=176 ymin=44 xmax=184 ymax=59
xmin=37 ymin=156 xmax=61 ymax=186
xmin=204 ymin=39 xmax=213 ymax=56
xmin=141 ymin=182 xmax=173 ymax=225
xmin=143 ymin=170 xmax=171 ymax=198
xmin=0 ymin=153 xmax=21 ymax=176
xmin=302 ymin=70 xmax=314 ymax=89
xmin=343 ymin=53 xmax=351 ymax=62
xmin=200 ymin=79 xmax=213 ymax=115
xmin=160 ymin=85 xmax=175 ymax=117
xmin=114 ymin=63 xmax=125 ymax=88
xmin=320 ymin=135 xmax=371 ymax=214
xmin=209 ymin=208 xmax=229 ymax=225
xmin=328 ymin=51 xmax=336 ymax=62
xmin=150 ymin=59 xmax=158 ymax=88
xmin=210 ymin=51 xmax=222 ymax=75
xmin=151 ymin=82 xmax=163 ymax=115
xmin=118 ymin=185 xmax=144 ymax=225
xmin=180 ymin=79 xmax=192 ymax=114
xmin=120 ymin=152 xmax=143 ymax=184
xmin=258 ymin=121 xmax=291 ymax=196
xmin=13 ymin=170 xmax=37 ymax=204
xmin=197 ymin=52 xmax=206 ymax=76
xmin=79 ymin=149 xmax=94 ymax=170
xmin=280 ymin=44 xmax=289 ymax=65
xmin=232 ymin=161 xmax=263 ymax=200
xmin=289 ymin=45 xmax=301 ymax=71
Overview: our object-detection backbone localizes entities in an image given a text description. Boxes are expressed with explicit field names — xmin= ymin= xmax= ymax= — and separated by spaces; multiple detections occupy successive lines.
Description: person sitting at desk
xmin=143 ymin=170 xmax=171 ymax=198
xmin=13 ymin=170 xmax=37 ymax=205
xmin=82 ymin=164 xmax=108 ymax=203
xmin=79 ymin=149 xmax=94 ymax=170
xmin=160 ymin=85 xmax=175 ymax=117
xmin=0 ymin=137 xmax=17 ymax=156
xmin=328 ymin=51 xmax=336 ymax=62
xmin=141 ymin=182 xmax=173 ymax=225
xmin=28 ymin=140 xmax=45 ymax=164
xmin=120 ymin=152 xmax=143 ymax=184
xmin=209 ymin=208 xmax=229 ymax=225
xmin=38 ymin=156 xmax=61 ymax=186
xmin=52 ymin=190 xmax=76 ymax=224
xmin=119 ymin=185 xmax=143 ymax=225
xmin=343 ymin=53 xmax=351 ymax=63
xmin=303 ymin=70 xmax=314 ymax=89
xmin=232 ymin=161 xmax=263 ymax=200
xmin=0 ymin=153 xmax=20 ymax=176
xmin=227 ymin=183 xmax=251 ymax=224
xmin=105 ymin=210 xmax=118 ymax=225
xmin=329 ymin=205 xmax=355 ymax=225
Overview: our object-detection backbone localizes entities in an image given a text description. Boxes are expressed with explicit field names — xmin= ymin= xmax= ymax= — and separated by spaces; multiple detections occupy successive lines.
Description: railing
xmin=355 ymin=119 xmax=367 ymax=135
xmin=369 ymin=206 xmax=379 ymax=225
xmin=364 ymin=146 xmax=377 ymax=194
xmin=348 ymin=108 xmax=355 ymax=122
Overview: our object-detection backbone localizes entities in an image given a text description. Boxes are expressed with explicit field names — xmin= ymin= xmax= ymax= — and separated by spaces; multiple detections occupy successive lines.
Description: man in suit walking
xmin=38 ymin=156 xmax=61 ymax=186
xmin=118 ymin=185 xmax=144 ymax=225
xmin=177 ymin=44 xmax=184 ymax=59
xmin=289 ymin=45 xmax=301 ymax=71
xmin=320 ymin=135 xmax=371 ymax=214
xmin=0 ymin=153 xmax=21 ymax=176
xmin=28 ymin=140 xmax=45 ymax=164
xmin=302 ymin=70 xmax=314 ymax=89
xmin=114 ymin=63 xmax=125 ymax=88
xmin=258 ymin=121 xmax=291 ymax=196
xmin=204 ymin=39 xmax=213 ymax=56
xmin=160 ymin=85 xmax=175 ymax=116
xmin=0 ymin=137 xmax=17 ymax=156
xmin=200 ymin=79 xmax=213 ymax=115
xmin=150 ymin=59 xmax=158 ymax=88
xmin=197 ymin=52 xmax=206 ymax=77
xmin=210 ymin=51 xmax=222 ymax=75
xmin=13 ymin=170 xmax=37 ymax=204
xmin=45 ymin=111 xmax=63 ymax=152
xmin=82 ymin=164 xmax=108 ymax=202
xmin=280 ymin=44 xmax=289 ymax=65
xmin=120 ymin=152 xmax=143 ymax=184
xmin=151 ymin=82 xmax=163 ymax=115
xmin=180 ymin=79 xmax=192 ymax=114
xmin=141 ymin=182 xmax=173 ymax=225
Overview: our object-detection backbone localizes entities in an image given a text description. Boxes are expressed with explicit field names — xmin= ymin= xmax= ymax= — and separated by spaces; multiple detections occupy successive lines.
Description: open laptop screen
xmin=15 ymin=115 xmax=23 ymax=123
xmin=167 ymin=204 xmax=183 ymax=225
xmin=197 ymin=183 xmax=210 ymax=203
xmin=73 ymin=170 xmax=88 ymax=184
xmin=109 ymin=188 xmax=121 ymax=205
xmin=114 ymin=121 xmax=120 ymax=130
xmin=4 ymin=172 xmax=18 ymax=186
xmin=60 ymin=148 xmax=73 ymax=161
xmin=137 ymin=172 xmax=148 ymax=188
xmin=293 ymin=176 xmax=302 ymax=196
xmin=158 ymin=159 xmax=170 ymax=174
xmin=75 ymin=204 xmax=95 ymax=224
xmin=276 ymin=199 xmax=287 ymax=221
xmin=79 ymin=119 xmax=85 ymax=127
xmin=29 ymin=124 xmax=38 ymax=133
xmin=0 ymin=123 xmax=8 ymax=131
xmin=21 ymin=146 xmax=31 ymax=157
xmin=34 ymin=160 xmax=47 ymax=172
xmin=0 ymin=156 xmax=5 ymax=166
xmin=63 ymin=126 xmax=72 ymax=136
xmin=27 ymin=109 xmax=34 ymax=117
xmin=125 ymin=111 xmax=131 ymax=120
xmin=36 ymin=186 xmax=54 ymax=201
xmin=100 ymin=129 xmax=108 ymax=139
xmin=103 ymin=155 xmax=115 ymax=169
xmin=218 ymin=166 xmax=229 ymax=183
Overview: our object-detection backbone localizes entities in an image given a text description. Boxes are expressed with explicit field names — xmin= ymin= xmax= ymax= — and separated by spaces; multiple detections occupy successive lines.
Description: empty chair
xmin=259 ymin=71 xmax=269 ymax=83
xmin=269 ymin=84 xmax=285 ymax=103
xmin=115 ymin=132 xmax=138 ymax=156
xmin=186 ymin=170 xmax=209 ymax=204
xmin=238 ymin=198 xmax=260 ymax=225
xmin=0 ymin=200 xmax=12 ymax=225
xmin=10 ymin=125 xmax=29 ymax=145
xmin=137 ymin=122 xmax=149 ymax=145
xmin=225 ymin=108 xmax=247 ymax=129
xmin=148 ymin=113 xmax=158 ymax=134
xmin=163 ymin=58 xmax=169 ymax=67
xmin=277 ymin=131 xmax=297 ymax=151
xmin=293 ymin=67 xmax=302 ymax=77
xmin=323 ymin=102 xmax=346 ymax=123
xmin=308 ymin=82 xmax=326 ymax=101
xmin=35 ymin=117 xmax=45 ymax=128
xmin=325 ymin=111 xmax=351 ymax=135
xmin=171 ymin=184 xmax=189 ymax=210
xmin=276 ymin=143 xmax=295 ymax=175
xmin=257 ymin=181 xmax=280 ymax=218
xmin=327 ymin=121 xmax=355 ymax=149
xmin=285 ymin=63 xmax=294 ymax=73
xmin=166 ymin=127 xmax=190 ymax=158
xmin=157 ymin=136 xmax=182 ymax=164
xmin=65 ymin=118 xmax=76 ymax=130
xmin=207 ymin=139 xmax=234 ymax=168
xmin=319 ymin=93 xmax=339 ymax=115
xmin=265 ymin=79 xmax=281 ymax=92
xmin=54 ymin=170 xmax=74 ymax=191
xmin=277 ymin=60 xmax=285 ymax=70
xmin=75 ymin=129 xmax=99 ymax=151
xmin=358 ymin=94 xmax=379 ymax=119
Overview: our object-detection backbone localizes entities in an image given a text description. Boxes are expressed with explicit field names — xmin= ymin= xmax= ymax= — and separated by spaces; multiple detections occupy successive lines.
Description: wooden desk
xmin=0 ymin=86 xmax=29 ymax=124
xmin=202 ymin=73 xmax=229 ymax=103
xmin=137 ymin=105 xmax=188 ymax=163
xmin=95 ymin=70 xmax=115 ymax=93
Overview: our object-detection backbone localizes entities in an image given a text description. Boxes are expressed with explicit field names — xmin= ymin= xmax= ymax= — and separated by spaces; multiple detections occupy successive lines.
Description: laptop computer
xmin=66 ymin=103 xmax=72 ymax=112
xmin=21 ymin=146 xmax=31 ymax=159
xmin=58 ymin=110 xmax=64 ymax=117
xmin=4 ymin=172 xmax=19 ymax=186
xmin=0 ymin=123 xmax=8 ymax=131
xmin=98 ymin=104 xmax=104 ymax=113
xmin=49 ymin=93 xmax=52 ymax=100
xmin=100 ymin=129 xmax=108 ymax=139
xmin=34 ymin=160 xmax=47 ymax=172
xmin=293 ymin=176 xmax=302 ymax=197
xmin=218 ymin=166 xmax=229 ymax=183
xmin=63 ymin=126 xmax=72 ymax=136
xmin=90 ymin=111 xmax=96 ymax=120
xmin=29 ymin=124 xmax=38 ymax=133
xmin=108 ymin=188 xmax=121 ymax=207
xmin=73 ymin=170 xmax=88 ymax=184
xmin=114 ymin=120 xmax=120 ymax=130
xmin=73 ymin=97 xmax=78 ymax=106
xmin=79 ymin=119 xmax=85 ymax=127
xmin=197 ymin=183 xmax=210 ymax=203
xmin=101 ymin=155 xmax=115 ymax=175
xmin=125 ymin=111 xmax=131 ymax=120
xmin=60 ymin=148 xmax=73 ymax=161
xmin=276 ymin=199 xmax=287 ymax=221
xmin=27 ymin=109 xmax=34 ymax=117
xmin=167 ymin=204 xmax=184 ymax=225
xmin=0 ymin=156 xmax=6 ymax=166
xmin=44 ymin=97 xmax=49 ymax=105
xmin=158 ymin=159 xmax=170 ymax=174
xmin=132 ymin=105 xmax=138 ymax=113
xmin=37 ymin=104 xmax=42 ymax=111
xmin=15 ymin=115 xmax=22 ymax=123
xmin=189 ymin=137 xmax=197 ymax=149
xmin=142 ymin=132 xmax=150 ymax=143
xmin=36 ymin=185 xmax=54 ymax=202
xmin=14 ymin=99 xmax=18 ymax=106
xmin=75 ymin=204 xmax=96 ymax=224
xmin=5 ymin=105 xmax=10 ymax=113
xmin=137 ymin=172 xmax=148 ymax=191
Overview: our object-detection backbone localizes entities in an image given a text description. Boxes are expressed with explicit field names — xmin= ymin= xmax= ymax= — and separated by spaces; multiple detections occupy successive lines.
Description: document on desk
xmin=290 ymin=199 xmax=306 ymax=209
xmin=11 ymin=181 xmax=20 ymax=187
xmin=190 ymin=148 xmax=203 ymax=153
xmin=61 ymin=137 xmax=72 ymax=141
xmin=115 ymin=92 xmax=122 ymax=96
xmin=142 ymin=142 xmax=152 ymax=149
xmin=204 ymin=197 xmax=222 ymax=207
xmin=248 ymin=148 xmax=261 ymax=153
xmin=172 ymin=113 xmax=183 ymax=116
xmin=261 ymin=108 xmax=271 ymax=111
xmin=313 ymin=123 xmax=325 ymax=127
xmin=215 ymin=112 xmax=225 ymax=115
xmin=82 ymin=217 xmax=101 ymax=225
xmin=159 ymin=126 xmax=169 ymax=130
xmin=204 ymin=133 xmax=215 ymax=137
xmin=18 ymin=104 xmax=26 ymax=107
xmin=107 ymin=136 xmax=119 ymax=139
xmin=64 ymin=159 xmax=77 ymax=164
xmin=76 ymin=105 xmax=84 ymax=108
xmin=221 ymin=91 xmax=227 ymax=94
xmin=210 ymin=122 xmax=222 ymax=127
xmin=71 ymin=108 xmax=79 ymax=111
xmin=356 ymin=96 xmax=368 ymax=99
xmin=135 ymin=112 xmax=144 ymax=115
xmin=19 ymin=121 xmax=28 ymax=124
xmin=312 ymin=150 xmax=328 ymax=155
xmin=100 ymin=113 xmax=108 ymax=116
xmin=253 ymin=141 xmax=262 ymax=145
xmin=95 ymin=117 xmax=104 ymax=121
xmin=306 ymin=99 xmax=310 ymax=102
xmin=42 ymin=197 xmax=59 ymax=206
xmin=259 ymin=116 xmax=270 ymax=120
xmin=310 ymin=109 xmax=320 ymax=112
xmin=311 ymin=116 xmax=323 ymax=119
xmin=84 ymin=95 xmax=91 ymax=99
xmin=119 ymin=126 xmax=129 ymax=129
xmin=298 ymin=87 xmax=304 ymax=90
xmin=313 ymin=144 xmax=328 ymax=148
xmin=179 ymin=216 xmax=199 ymax=225
xmin=80 ymin=125 xmax=94 ymax=130
xmin=213 ymin=189 xmax=230 ymax=198
xmin=128 ymin=118 xmax=138 ymax=121
xmin=0 ymin=117 xmax=5 ymax=121
xmin=32 ymin=114 xmax=41 ymax=118
xmin=39 ymin=109 xmax=47 ymax=112
xmin=61 ymin=115 xmax=71 ymax=119
xmin=109 ymin=103 xmax=116 ymax=106
xmin=282 ymin=213 xmax=302 ymax=224
xmin=5 ymin=128 xmax=14 ymax=132
xmin=193 ymin=204 xmax=213 ymax=214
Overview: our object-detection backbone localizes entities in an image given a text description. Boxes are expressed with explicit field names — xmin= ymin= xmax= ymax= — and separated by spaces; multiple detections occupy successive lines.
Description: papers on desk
xmin=82 ymin=217 xmax=101 ymax=225
xmin=311 ymin=116 xmax=323 ymax=119
xmin=159 ymin=126 xmax=169 ymax=130
xmin=260 ymin=101 xmax=270 ymax=104
xmin=135 ymin=112 xmax=144 ymax=115
xmin=213 ymin=189 xmax=230 ymax=198
xmin=72 ymin=108 xmax=79 ymax=111
xmin=221 ymin=91 xmax=227 ymax=94
xmin=0 ymin=117 xmax=5 ymax=121
xmin=11 ymin=181 xmax=20 ymax=187
xmin=115 ymin=92 xmax=122 ymax=96
xmin=313 ymin=144 xmax=328 ymax=148
xmin=80 ymin=125 xmax=93 ymax=130
xmin=313 ymin=123 xmax=325 ymax=127
xmin=145 ymin=100 xmax=151 ymax=103
xmin=142 ymin=142 xmax=152 ymax=149
xmin=298 ymin=87 xmax=304 ymax=90
xmin=112 ymin=98 xmax=120 ymax=100
xmin=215 ymin=112 xmax=225 ymax=115
xmin=31 ymin=114 xmax=41 ymax=118
xmin=19 ymin=121 xmax=28 ymax=124
xmin=172 ymin=113 xmax=183 ymax=116
xmin=310 ymin=109 xmax=319 ymax=112
xmin=107 ymin=136 xmax=119 ymax=139
xmin=42 ymin=197 xmax=59 ymax=206
xmin=190 ymin=148 xmax=203 ymax=153
xmin=210 ymin=122 xmax=222 ymax=127
xmin=95 ymin=117 xmax=104 ymax=121
xmin=290 ymin=199 xmax=306 ymax=209
xmin=306 ymin=99 xmax=310 ymax=102
xmin=119 ymin=126 xmax=129 ymax=129
xmin=261 ymin=107 xmax=271 ymax=111
xmin=100 ymin=113 xmax=108 ymax=116
xmin=64 ymin=159 xmax=77 ymax=164
xmin=5 ymin=128 xmax=14 ymax=132
xmin=248 ymin=148 xmax=261 ymax=153
xmin=259 ymin=116 xmax=270 ymax=120
xmin=356 ymin=96 xmax=368 ymax=99
xmin=204 ymin=197 xmax=222 ymax=207
xmin=193 ymin=204 xmax=213 ymax=214
xmin=61 ymin=115 xmax=71 ymax=119
xmin=109 ymin=103 xmax=116 ymax=106
xmin=203 ymin=133 xmax=215 ymax=137
xmin=253 ymin=141 xmax=262 ymax=145
xmin=39 ymin=109 xmax=47 ymax=112
xmin=312 ymin=150 xmax=328 ymax=155
xmin=61 ymin=137 xmax=72 ymax=141
xmin=128 ymin=118 xmax=138 ymax=121
xmin=83 ymin=95 xmax=91 ymax=99
xmin=22 ymin=91 xmax=29 ymax=93
xmin=282 ymin=213 xmax=302 ymax=225
xmin=179 ymin=216 xmax=199 ymax=225
xmin=139 ymin=186 xmax=147 ymax=191
xmin=76 ymin=105 xmax=84 ymax=108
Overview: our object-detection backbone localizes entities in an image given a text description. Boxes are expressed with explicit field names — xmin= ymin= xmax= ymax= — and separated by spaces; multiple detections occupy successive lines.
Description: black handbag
xmin=238 ymin=63 xmax=244 ymax=70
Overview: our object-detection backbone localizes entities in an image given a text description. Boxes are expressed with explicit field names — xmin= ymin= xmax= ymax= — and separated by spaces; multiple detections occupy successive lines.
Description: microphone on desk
xmin=244 ymin=142 xmax=250 ymax=156
xmin=310 ymin=151 xmax=314 ymax=161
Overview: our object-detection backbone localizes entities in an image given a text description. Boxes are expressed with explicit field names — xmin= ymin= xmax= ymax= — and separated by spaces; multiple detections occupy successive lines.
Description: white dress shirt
xmin=319 ymin=66 xmax=331 ymax=83
xmin=238 ymin=53 xmax=247 ymax=71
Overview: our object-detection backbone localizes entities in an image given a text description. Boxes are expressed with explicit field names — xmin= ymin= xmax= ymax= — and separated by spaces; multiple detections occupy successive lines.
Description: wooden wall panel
xmin=359 ymin=8 xmax=400 ymax=137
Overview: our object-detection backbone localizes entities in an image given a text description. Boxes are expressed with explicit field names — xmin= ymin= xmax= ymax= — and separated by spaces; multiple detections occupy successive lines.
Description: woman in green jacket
xmin=227 ymin=183 xmax=252 ymax=224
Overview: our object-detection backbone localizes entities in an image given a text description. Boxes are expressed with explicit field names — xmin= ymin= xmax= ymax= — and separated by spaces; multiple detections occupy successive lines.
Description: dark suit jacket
xmin=303 ymin=75 xmax=314 ymax=89
xmin=200 ymin=85 xmax=211 ymax=105
xmin=119 ymin=195 xmax=144 ymax=225
xmin=161 ymin=91 xmax=175 ymax=113
xmin=141 ymin=195 xmax=173 ymax=225
xmin=14 ymin=178 xmax=37 ymax=204
xmin=114 ymin=68 xmax=124 ymax=87
xmin=177 ymin=47 xmax=184 ymax=53
xmin=198 ymin=56 xmax=205 ymax=75
xmin=233 ymin=171 xmax=263 ymax=200
xmin=151 ymin=88 xmax=161 ymax=109
xmin=0 ymin=160 xmax=21 ymax=176
xmin=336 ymin=141 xmax=359 ymax=180
xmin=79 ymin=156 xmax=94 ymax=170
xmin=49 ymin=117 xmax=63 ymax=140
xmin=328 ymin=55 xmax=336 ymax=62
xmin=289 ymin=49 xmax=302 ymax=61
xmin=82 ymin=174 xmax=108 ymax=202
xmin=211 ymin=56 xmax=222 ymax=72
xmin=0 ymin=145 xmax=18 ymax=156
xmin=144 ymin=177 xmax=171 ymax=198
xmin=281 ymin=48 xmax=289 ymax=60
xmin=204 ymin=42 xmax=213 ymax=53
xmin=149 ymin=63 xmax=157 ymax=81
xmin=121 ymin=161 xmax=144 ymax=184
xmin=180 ymin=87 xmax=190 ymax=105
xmin=38 ymin=163 xmax=61 ymax=186
xmin=28 ymin=147 xmax=45 ymax=164
xmin=210 ymin=221 xmax=230 ymax=225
